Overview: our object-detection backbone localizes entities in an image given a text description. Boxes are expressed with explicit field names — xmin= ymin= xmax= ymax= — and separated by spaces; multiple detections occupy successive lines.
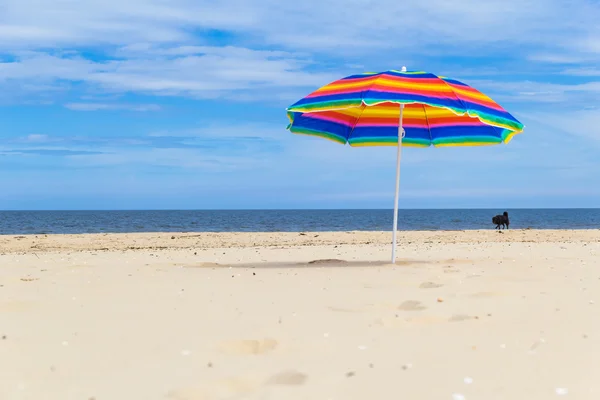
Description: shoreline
xmin=1 ymin=229 xmax=599 ymax=254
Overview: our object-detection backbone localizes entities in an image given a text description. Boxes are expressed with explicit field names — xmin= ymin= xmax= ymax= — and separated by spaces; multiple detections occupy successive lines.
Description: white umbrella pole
xmin=391 ymin=102 xmax=405 ymax=264
xmin=391 ymin=66 xmax=408 ymax=264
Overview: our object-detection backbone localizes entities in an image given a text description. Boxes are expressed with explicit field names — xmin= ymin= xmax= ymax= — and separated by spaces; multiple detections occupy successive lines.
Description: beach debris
xmin=437 ymin=297 xmax=444 ymax=303
xmin=452 ymin=394 xmax=466 ymax=400
xmin=345 ymin=371 xmax=355 ymax=377
xmin=449 ymin=314 xmax=474 ymax=322
xmin=171 ymin=236 xmax=175 ymax=239
xmin=207 ymin=362 xmax=213 ymax=368
xmin=590 ymin=300 xmax=595 ymax=305
xmin=399 ymin=300 xmax=427 ymax=311
xmin=2 ymin=335 xmax=6 ymax=340
xmin=555 ymin=388 xmax=568 ymax=396
xmin=529 ymin=338 xmax=546 ymax=353
xmin=267 ymin=370 xmax=308 ymax=386
xmin=402 ymin=363 xmax=413 ymax=370
xmin=419 ymin=282 xmax=443 ymax=289
xmin=464 ymin=377 xmax=473 ymax=384
xmin=369 ymin=363 xmax=374 ymax=368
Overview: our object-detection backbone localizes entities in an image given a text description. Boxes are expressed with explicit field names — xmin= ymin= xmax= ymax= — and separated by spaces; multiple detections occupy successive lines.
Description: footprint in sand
xmin=166 ymin=388 xmax=211 ymax=400
xmin=449 ymin=314 xmax=476 ymax=322
xmin=266 ymin=370 xmax=308 ymax=386
xmin=182 ymin=262 xmax=223 ymax=268
xmin=419 ymin=282 xmax=443 ymax=289
xmin=167 ymin=377 xmax=260 ymax=400
xmin=307 ymin=259 xmax=347 ymax=265
xmin=470 ymin=292 xmax=503 ymax=298
xmin=328 ymin=306 xmax=360 ymax=313
xmin=398 ymin=300 xmax=427 ymax=311
xmin=218 ymin=339 xmax=278 ymax=355
xmin=443 ymin=266 xmax=461 ymax=274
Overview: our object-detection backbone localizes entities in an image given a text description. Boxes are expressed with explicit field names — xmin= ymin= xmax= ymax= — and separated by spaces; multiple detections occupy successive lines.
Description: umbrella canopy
xmin=286 ymin=68 xmax=524 ymax=263
xmin=287 ymin=69 xmax=523 ymax=147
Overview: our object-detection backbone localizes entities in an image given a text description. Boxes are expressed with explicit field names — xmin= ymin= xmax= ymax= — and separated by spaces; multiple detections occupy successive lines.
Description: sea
xmin=0 ymin=209 xmax=598 ymax=235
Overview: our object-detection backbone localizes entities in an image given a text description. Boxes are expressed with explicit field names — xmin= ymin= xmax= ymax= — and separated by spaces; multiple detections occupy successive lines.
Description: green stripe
xmin=287 ymin=99 xmax=362 ymax=113
xmin=432 ymin=136 xmax=502 ymax=145
xmin=349 ymin=137 xmax=431 ymax=146
xmin=289 ymin=100 xmax=524 ymax=135
xmin=288 ymin=127 xmax=347 ymax=144
xmin=470 ymin=111 xmax=524 ymax=132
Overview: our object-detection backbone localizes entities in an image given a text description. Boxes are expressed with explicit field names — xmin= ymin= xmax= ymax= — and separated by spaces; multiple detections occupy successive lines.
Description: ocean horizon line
xmin=0 ymin=209 xmax=598 ymax=235
xmin=2 ymin=207 xmax=600 ymax=212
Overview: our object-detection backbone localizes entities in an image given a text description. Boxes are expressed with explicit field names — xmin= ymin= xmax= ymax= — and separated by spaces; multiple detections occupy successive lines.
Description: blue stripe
xmin=430 ymin=125 xmax=503 ymax=139
xmin=364 ymin=91 xmax=465 ymax=110
xmin=351 ymin=126 xmax=431 ymax=141
xmin=290 ymin=93 xmax=362 ymax=107
xmin=291 ymin=114 xmax=352 ymax=141
xmin=460 ymin=100 xmax=521 ymax=123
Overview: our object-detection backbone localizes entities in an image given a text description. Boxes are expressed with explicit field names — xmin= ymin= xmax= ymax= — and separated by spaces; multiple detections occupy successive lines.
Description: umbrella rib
xmin=346 ymin=103 xmax=367 ymax=145
xmin=421 ymin=104 xmax=433 ymax=146
xmin=434 ymin=74 xmax=470 ymax=114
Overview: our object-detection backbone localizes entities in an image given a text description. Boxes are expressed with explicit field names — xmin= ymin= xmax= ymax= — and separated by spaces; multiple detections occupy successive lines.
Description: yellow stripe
xmin=433 ymin=141 xmax=501 ymax=148
xmin=449 ymin=86 xmax=495 ymax=103
xmin=350 ymin=142 xmax=429 ymax=148
xmin=315 ymin=77 xmax=453 ymax=95
xmin=358 ymin=105 xmax=459 ymax=118
xmin=334 ymin=107 xmax=365 ymax=117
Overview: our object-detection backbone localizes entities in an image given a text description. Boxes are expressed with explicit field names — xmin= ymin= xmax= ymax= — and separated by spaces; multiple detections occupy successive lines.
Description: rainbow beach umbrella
xmin=286 ymin=67 xmax=524 ymax=263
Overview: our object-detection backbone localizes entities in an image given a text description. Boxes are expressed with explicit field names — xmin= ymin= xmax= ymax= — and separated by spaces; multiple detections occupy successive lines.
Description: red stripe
xmin=307 ymin=112 xmax=357 ymax=125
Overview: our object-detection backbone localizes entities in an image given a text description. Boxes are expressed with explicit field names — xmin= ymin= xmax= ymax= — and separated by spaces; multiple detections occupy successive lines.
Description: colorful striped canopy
xmin=286 ymin=70 xmax=524 ymax=147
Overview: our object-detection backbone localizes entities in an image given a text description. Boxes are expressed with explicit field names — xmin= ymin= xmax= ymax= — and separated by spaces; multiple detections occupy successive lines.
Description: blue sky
xmin=1 ymin=0 xmax=600 ymax=210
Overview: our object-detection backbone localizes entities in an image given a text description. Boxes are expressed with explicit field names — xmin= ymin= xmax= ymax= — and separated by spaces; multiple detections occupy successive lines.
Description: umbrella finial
xmin=401 ymin=66 xmax=407 ymax=72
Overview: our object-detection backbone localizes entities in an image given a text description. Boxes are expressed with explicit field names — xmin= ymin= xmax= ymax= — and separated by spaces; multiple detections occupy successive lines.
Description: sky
xmin=1 ymin=0 xmax=600 ymax=210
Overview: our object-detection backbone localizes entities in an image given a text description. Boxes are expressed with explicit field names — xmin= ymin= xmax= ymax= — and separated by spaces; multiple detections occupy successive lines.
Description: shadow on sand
xmin=181 ymin=258 xmax=464 ymax=269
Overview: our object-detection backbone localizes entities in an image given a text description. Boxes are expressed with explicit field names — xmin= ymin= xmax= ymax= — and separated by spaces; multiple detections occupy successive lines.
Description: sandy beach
xmin=1 ymin=229 xmax=599 ymax=400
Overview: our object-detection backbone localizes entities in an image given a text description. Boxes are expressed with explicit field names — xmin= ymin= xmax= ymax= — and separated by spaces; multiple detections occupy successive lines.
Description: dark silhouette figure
xmin=492 ymin=211 xmax=510 ymax=230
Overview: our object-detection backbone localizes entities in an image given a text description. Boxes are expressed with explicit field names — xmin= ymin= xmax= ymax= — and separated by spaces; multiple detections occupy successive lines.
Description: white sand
xmin=1 ymin=230 xmax=599 ymax=399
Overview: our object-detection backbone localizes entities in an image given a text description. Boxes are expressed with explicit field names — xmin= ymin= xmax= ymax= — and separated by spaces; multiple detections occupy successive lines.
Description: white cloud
xmin=561 ymin=67 xmax=600 ymax=77
xmin=525 ymin=109 xmax=600 ymax=143
xmin=463 ymin=78 xmax=600 ymax=105
xmin=1 ymin=0 xmax=599 ymax=104
xmin=1 ymin=0 xmax=599 ymax=55
xmin=64 ymin=102 xmax=161 ymax=111
xmin=0 ymin=48 xmax=340 ymax=100
xmin=24 ymin=134 xmax=50 ymax=143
